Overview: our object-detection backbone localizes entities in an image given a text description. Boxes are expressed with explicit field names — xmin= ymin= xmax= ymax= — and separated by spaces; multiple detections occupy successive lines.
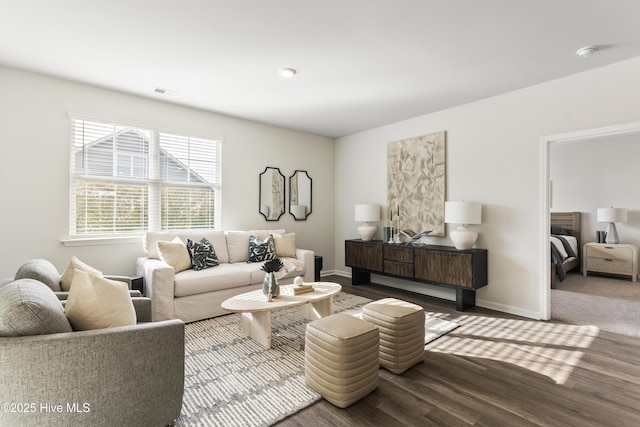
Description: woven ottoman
xmin=362 ymin=297 xmax=425 ymax=374
xmin=305 ymin=313 xmax=379 ymax=408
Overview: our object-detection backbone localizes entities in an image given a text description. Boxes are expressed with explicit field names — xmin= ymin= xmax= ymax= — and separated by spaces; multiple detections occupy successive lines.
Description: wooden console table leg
xmin=240 ymin=311 xmax=272 ymax=349
xmin=352 ymin=269 xmax=370 ymax=285
xmin=455 ymin=289 xmax=476 ymax=311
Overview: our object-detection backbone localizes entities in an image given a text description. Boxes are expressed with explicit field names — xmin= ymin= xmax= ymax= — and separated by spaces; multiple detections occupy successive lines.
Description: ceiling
xmin=1 ymin=1 xmax=640 ymax=138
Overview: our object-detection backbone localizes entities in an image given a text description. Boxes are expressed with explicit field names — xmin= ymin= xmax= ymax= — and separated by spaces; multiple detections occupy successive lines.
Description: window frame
xmin=65 ymin=112 xmax=222 ymax=246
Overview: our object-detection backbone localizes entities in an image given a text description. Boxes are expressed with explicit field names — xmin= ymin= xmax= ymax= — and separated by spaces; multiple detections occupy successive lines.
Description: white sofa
xmin=136 ymin=229 xmax=314 ymax=323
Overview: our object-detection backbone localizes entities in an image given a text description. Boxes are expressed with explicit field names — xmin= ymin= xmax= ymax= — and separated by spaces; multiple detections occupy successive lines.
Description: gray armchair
xmin=11 ymin=258 xmax=141 ymax=300
xmin=0 ymin=295 xmax=185 ymax=427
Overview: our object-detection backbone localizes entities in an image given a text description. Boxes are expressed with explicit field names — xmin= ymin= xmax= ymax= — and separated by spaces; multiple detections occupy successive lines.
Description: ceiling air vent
xmin=153 ymin=86 xmax=179 ymax=96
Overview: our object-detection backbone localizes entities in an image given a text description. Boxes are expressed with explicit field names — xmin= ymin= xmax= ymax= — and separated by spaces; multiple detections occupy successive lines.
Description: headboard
xmin=550 ymin=211 xmax=581 ymax=243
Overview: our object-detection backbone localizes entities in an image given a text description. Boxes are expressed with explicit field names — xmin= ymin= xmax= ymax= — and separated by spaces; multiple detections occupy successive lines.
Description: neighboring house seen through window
xmin=69 ymin=116 xmax=221 ymax=237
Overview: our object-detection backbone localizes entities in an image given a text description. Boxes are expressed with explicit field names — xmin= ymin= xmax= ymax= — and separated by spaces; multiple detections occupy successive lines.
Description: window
xmin=69 ymin=116 xmax=221 ymax=238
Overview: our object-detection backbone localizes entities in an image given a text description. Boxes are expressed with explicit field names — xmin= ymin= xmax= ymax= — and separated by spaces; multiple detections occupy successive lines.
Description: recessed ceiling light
xmin=278 ymin=68 xmax=297 ymax=78
xmin=576 ymin=45 xmax=598 ymax=58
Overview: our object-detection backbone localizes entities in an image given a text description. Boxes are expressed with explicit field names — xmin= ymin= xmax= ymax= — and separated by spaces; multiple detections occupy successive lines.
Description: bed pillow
xmin=65 ymin=270 xmax=136 ymax=331
xmin=186 ymin=237 xmax=219 ymax=270
xmin=551 ymin=225 xmax=571 ymax=236
xmin=158 ymin=237 xmax=192 ymax=273
xmin=14 ymin=259 xmax=62 ymax=292
xmin=247 ymin=235 xmax=276 ymax=263
xmin=60 ymin=256 xmax=103 ymax=292
xmin=273 ymin=232 xmax=297 ymax=258
xmin=0 ymin=279 xmax=73 ymax=336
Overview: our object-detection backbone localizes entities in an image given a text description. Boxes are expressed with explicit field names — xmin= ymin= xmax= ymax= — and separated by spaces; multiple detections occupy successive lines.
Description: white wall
xmin=335 ymin=56 xmax=640 ymax=319
xmin=551 ymin=133 xmax=640 ymax=248
xmin=0 ymin=66 xmax=334 ymax=278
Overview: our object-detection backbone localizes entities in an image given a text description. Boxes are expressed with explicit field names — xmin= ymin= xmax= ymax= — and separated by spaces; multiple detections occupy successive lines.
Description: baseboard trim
xmin=475 ymin=299 xmax=541 ymax=320
xmin=332 ymin=269 xmax=540 ymax=320
xmin=320 ymin=269 xmax=347 ymax=278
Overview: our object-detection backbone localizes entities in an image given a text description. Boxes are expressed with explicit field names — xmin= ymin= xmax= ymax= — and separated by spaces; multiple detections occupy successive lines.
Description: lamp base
xmin=605 ymin=222 xmax=619 ymax=244
xmin=450 ymin=225 xmax=478 ymax=250
xmin=358 ymin=223 xmax=377 ymax=241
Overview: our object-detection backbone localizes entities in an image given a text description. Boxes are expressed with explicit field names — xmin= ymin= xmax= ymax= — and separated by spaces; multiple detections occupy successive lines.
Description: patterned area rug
xmin=174 ymin=292 xmax=457 ymax=426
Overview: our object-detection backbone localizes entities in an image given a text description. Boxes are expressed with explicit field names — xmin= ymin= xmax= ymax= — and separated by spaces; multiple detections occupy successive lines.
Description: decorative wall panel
xmin=387 ymin=131 xmax=446 ymax=237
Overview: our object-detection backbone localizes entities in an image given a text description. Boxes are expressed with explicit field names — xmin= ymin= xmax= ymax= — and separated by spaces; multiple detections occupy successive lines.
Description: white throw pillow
xmin=60 ymin=256 xmax=103 ymax=292
xmin=273 ymin=232 xmax=297 ymax=258
xmin=65 ymin=270 xmax=136 ymax=331
xmin=157 ymin=237 xmax=192 ymax=272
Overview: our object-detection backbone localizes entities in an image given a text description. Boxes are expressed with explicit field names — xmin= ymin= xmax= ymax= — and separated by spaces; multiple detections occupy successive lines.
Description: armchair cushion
xmin=60 ymin=255 xmax=103 ymax=291
xmin=65 ymin=271 xmax=136 ymax=331
xmin=0 ymin=279 xmax=73 ymax=336
xmin=14 ymin=258 xmax=62 ymax=292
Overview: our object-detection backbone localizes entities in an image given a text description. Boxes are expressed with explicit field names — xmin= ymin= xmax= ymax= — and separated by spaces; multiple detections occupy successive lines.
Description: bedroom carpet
xmin=551 ymin=272 xmax=640 ymax=337
xmin=173 ymin=292 xmax=458 ymax=427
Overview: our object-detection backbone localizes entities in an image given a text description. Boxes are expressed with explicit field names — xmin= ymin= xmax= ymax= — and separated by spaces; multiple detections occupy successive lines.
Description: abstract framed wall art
xmin=387 ymin=131 xmax=446 ymax=237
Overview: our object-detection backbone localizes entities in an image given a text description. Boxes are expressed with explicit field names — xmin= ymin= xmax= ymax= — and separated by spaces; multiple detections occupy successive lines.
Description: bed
xmin=550 ymin=211 xmax=581 ymax=288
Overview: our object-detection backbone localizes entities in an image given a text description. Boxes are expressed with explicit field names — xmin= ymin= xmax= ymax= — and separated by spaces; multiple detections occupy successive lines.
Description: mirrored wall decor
xmin=289 ymin=170 xmax=312 ymax=220
xmin=259 ymin=166 xmax=285 ymax=221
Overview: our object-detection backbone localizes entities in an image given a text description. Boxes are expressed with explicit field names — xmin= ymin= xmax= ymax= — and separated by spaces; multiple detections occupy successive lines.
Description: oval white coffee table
xmin=221 ymin=282 xmax=342 ymax=349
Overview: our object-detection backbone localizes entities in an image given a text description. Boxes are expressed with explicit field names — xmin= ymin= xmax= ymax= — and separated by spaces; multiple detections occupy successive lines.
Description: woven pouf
xmin=305 ymin=313 xmax=379 ymax=408
xmin=362 ymin=297 xmax=425 ymax=374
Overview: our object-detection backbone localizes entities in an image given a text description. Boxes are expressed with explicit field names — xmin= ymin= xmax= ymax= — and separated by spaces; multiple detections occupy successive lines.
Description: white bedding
xmin=551 ymin=235 xmax=578 ymax=260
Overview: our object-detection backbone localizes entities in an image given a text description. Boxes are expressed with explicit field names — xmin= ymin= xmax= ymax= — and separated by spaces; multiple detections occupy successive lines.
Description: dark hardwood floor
xmin=275 ymin=275 xmax=640 ymax=427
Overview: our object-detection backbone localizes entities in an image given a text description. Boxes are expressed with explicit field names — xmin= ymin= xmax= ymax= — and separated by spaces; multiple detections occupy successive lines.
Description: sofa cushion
xmin=158 ymin=237 xmax=192 ymax=273
xmin=226 ymin=231 xmax=252 ymax=263
xmin=248 ymin=235 xmax=276 ymax=263
xmin=186 ymin=237 xmax=219 ymax=270
xmin=0 ymin=279 xmax=73 ymax=336
xmin=145 ymin=232 xmax=178 ymax=259
xmin=174 ymin=264 xmax=252 ymax=297
xmin=60 ymin=256 xmax=103 ymax=292
xmin=226 ymin=229 xmax=285 ymax=263
xmin=65 ymin=271 xmax=137 ymax=330
xmin=273 ymin=232 xmax=297 ymax=258
xmin=14 ymin=258 xmax=62 ymax=292
xmin=146 ymin=231 xmax=229 ymax=263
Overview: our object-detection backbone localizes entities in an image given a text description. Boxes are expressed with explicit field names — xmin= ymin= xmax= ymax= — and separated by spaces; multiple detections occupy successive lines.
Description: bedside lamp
xmin=597 ymin=207 xmax=627 ymax=244
xmin=445 ymin=201 xmax=482 ymax=250
xmin=355 ymin=204 xmax=380 ymax=241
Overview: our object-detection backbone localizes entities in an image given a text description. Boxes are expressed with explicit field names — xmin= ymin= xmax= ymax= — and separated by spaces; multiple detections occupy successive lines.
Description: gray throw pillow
xmin=0 ymin=279 xmax=73 ymax=336
xmin=247 ymin=235 xmax=276 ymax=263
xmin=186 ymin=237 xmax=219 ymax=270
xmin=14 ymin=259 xmax=62 ymax=292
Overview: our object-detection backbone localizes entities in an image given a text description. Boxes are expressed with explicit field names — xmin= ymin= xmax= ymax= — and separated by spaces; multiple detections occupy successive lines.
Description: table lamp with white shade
xmin=355 ymin=204 xmax=381 ymax=241
xmin=597 ymin=207 xmax=627 ymax=244
xmin=445 ymin=201 xmax=482 ymax=250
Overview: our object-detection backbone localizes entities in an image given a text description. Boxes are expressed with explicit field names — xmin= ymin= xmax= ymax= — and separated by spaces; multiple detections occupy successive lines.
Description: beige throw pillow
xmin=65 ymin=270 xmax=136 ymax=331
xmin=273 ymin=232 xmax=297 ymax=258
xmin=157 ymin=237 xmax=192 ymax=272
xmin=60 ymin=256 xmax=103 ymax=292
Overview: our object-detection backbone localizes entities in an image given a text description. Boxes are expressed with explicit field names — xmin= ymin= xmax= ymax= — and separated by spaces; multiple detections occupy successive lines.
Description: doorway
xmin=541 ymin=121 xmax=640 ymax=333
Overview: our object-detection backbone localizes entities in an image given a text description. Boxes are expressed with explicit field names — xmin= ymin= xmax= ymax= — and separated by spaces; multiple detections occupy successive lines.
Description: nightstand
xmin=583 ymin=242 xmax=638 ymax=282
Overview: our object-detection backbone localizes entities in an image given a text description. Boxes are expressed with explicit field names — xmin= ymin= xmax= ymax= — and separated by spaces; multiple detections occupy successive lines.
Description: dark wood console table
xmin=345 ymin=239 xmax=488 ymax=311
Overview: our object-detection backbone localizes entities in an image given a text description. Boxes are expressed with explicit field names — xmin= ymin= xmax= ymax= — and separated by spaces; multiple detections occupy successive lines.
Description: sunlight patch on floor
xmin=426 ymin=315 xmax=599 ymax=385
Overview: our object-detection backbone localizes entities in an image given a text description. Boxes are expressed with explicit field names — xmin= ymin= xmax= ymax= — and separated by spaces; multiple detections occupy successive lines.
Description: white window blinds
xmin=69 ymin=116 xmax=221 ymax=237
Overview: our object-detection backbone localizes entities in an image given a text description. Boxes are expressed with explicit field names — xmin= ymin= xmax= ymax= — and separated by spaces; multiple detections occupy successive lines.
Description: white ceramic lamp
xmin=597 ymin=207 xmax=627 ymax=244
xmin=355 ymin=204 xmax=380 ymax=241
xmin=445 ymin=201 xmax=482 ymax=250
